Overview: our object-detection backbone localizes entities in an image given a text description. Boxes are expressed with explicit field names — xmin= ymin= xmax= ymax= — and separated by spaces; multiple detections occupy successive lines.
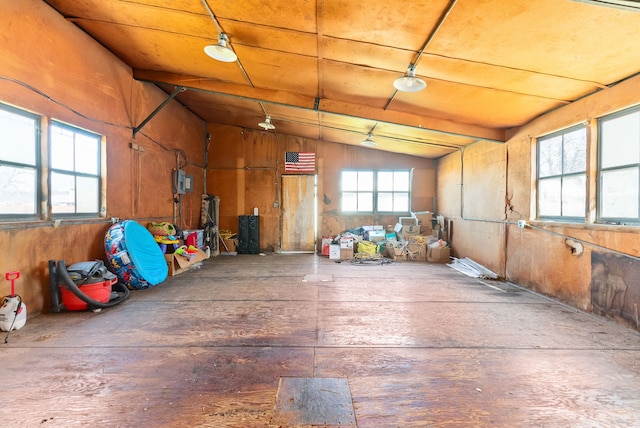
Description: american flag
xmin=285 ymin=152 xmax=316 ymax=173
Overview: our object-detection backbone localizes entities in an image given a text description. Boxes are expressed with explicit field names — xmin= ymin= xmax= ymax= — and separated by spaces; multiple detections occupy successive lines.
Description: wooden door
xmin=281 ymin=175 xmax=316 ymax=252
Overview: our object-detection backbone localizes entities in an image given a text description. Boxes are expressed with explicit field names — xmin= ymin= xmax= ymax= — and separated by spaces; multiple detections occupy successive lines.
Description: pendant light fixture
xmin=393 ymin=64 xmax=426 ymax=92
xmin=258 ymin=115 xmax=275 ymax=130
xmin=360 ymin=133 xmax=377 ymax=147
xmin=204 ymin=33 xmax=237 ymax=63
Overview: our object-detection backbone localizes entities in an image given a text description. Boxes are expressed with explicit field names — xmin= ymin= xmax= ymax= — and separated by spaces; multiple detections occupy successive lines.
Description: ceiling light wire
xmin=386 ymin=0 xmax=459 ymax=105
xmin=202 ymin=0 xmax=270 ymax=127
xmin=201 ymin=0 xmax=223 ymax=34
xmin=201 ymin=0 xmax=253 ymax=85
xmin=360 ymin=123 xmax=378 ymax=146
xmin=257 ymin=101 xmax=276 ymax=130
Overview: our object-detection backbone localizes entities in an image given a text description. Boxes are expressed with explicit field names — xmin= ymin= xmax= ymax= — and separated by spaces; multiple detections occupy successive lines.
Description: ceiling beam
xmin=133 ymin=69 xmax=505 ymax=143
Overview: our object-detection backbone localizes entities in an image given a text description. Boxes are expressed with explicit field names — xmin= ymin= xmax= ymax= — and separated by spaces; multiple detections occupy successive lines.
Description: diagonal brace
xmin=132 ymin=86 xmax=186 ymax=137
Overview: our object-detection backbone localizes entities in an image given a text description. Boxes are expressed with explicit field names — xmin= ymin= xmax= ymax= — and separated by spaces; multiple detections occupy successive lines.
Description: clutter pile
xmin=321 ymin=212 xmax=452 ymax=263
xmin=146 ymin=222 xmax=210 ymax=276
xmin=218 ymin=229 xmax=238 ymax=255
xmin=147 ymin=222 xmax=180 ymax=254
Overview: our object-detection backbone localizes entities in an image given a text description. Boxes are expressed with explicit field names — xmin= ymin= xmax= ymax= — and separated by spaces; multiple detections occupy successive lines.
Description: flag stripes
xmin=284 ymin=152 xmax=316 ymax=173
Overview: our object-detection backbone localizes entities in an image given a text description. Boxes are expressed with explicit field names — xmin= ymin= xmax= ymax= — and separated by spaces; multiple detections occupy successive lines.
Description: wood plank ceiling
xmin=45 ymin=0 xmax=640 ymax=158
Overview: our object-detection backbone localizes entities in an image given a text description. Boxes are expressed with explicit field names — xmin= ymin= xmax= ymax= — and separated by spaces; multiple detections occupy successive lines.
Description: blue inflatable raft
xmin=105 ymin=220 xmax=168 ymax=289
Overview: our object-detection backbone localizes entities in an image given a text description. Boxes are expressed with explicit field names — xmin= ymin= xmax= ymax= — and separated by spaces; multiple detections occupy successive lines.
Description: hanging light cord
xmin=201 ymin=0 xmax=270 ymax=123
xmin=201 ymin=0 xmax=255 ymax=88
xmin=385 ymin=0 xmax=459 ymax=109
xmin=201 ymin=0 xmax=223 ymax=34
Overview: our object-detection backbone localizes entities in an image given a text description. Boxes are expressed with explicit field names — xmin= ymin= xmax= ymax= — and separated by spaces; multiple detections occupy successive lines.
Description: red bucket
xmin=60 ymin=278 xmax=115 ymax=311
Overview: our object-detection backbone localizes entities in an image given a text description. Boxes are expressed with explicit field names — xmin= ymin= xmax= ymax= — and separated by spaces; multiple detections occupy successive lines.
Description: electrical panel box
xmin=174 ymin=169 xmax=194 ymax=194
xmin=184 ymin=174 xmax=193 ymax=193
xmin=174 ymin=169 xmax=186 ymax=194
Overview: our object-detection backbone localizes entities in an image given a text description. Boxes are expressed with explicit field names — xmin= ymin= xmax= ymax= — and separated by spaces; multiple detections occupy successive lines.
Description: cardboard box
xmin=340 ymin=247 xmax=354 ymax=260
xmin=406 ymin=241 xmax=426 ymax=261
xmin=414 ymin=211 xmax=433 ymax=226
xmin=367 ymin=230 xmax=386 ymax=242
xmin=401 ymin=224 xmax=421 ymax=239
xmin=165 ymin=248 xmax=209 ymax=276
xmin=384 ymin=242 xmax=407 ymax=261
xmin=399 ymin=216 xmax=417 ymax=226
xmin=340 ymin=236 xmax=354 ymax=248
xmin=427 ymin=246 xmax=450 ymax=263
xmin=221 ymin=238 xmax=237 ymax=253
xmin=415 ymin=212 xmax=433 ymax=235
xmin=339 ymin=235 xmax=354 ymax=259
xmin=329 ymin=244 xmax=340 ymax=260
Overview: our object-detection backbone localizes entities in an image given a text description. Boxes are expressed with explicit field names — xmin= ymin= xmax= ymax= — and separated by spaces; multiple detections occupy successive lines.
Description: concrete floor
xmin=2 ymin=254 xmax=640 ymax=427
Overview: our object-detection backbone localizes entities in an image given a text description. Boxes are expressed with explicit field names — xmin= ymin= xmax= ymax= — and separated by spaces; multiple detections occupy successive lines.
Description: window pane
xmin=358 ymin=171 xmax=373 ymax=191
xmin=51 ymin=126 xmax=75 ymax=171
xmin=342 ymin=171 xmax=357 ymax=191
xmin=51 ymin=172 xmax=75 ymax=213
xmin=358 ymin=192 xmax=373 ymax=211
xmin=75 ymin=133 xmax=99 ymax=175
xmin=601 ymin=112 xmax=640 ymax=168
xmin=342 ymin=192 xmax=357 ymax=211
xmin=394 ymin=171 xmax=410 ymax=191
xmin=562 ymin=175 xmax=586 ymax=217
xmin=601 ymin=168 xmax=639 ymax=218
xmin=0 ymin=108 xmax=37 ymax=165
xmin=378 ymin=171 xmax=393 ymax=191
xmin=0 ymin=165 xmax=36 ymax=214
xmin=342 ymin=170 xmax=410 ymax=214
xmin=563 ymin=129 xmax=586 ymax=174
xmin=394 ymin=193 xmax=409 ymax=212
xmin=378 ymin=192 xmax=392 ymax=211
xmin=539 ymin=136 xmax=562 ymax=177
xmin=76 ymin=176 xmax=99 ymax=213
xmin=538 ymin=177 xmax=561 ymax=216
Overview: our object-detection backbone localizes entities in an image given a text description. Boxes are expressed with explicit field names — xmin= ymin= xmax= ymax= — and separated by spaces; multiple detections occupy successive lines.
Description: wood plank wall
xmin=206 ymin=123 xmax=436 ymax=251
xmin=437 ymin=72 xmax=640 ymax=323
xmin=0 ymin=1 xmax=205 ymax=315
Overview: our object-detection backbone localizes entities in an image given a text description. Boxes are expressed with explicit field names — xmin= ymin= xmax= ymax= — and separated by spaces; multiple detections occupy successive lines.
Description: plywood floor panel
xmin=0 ymin=346 xmax=314 ymax=427
xmin=315 ymin=347 xmax=640 ymax=427
xmin=2 ymin=253 xmax=640 ymax=427
xmin=318 ymin=279 xmax=543 ymax=303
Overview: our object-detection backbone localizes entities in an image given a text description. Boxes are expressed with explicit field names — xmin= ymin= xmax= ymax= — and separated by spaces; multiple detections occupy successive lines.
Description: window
xmin=0 ymin=104 xmax=40 ymax=217
xmin=537 ymin=126 xmax=587 ymax=220
xmin=598 ymin=107 xmax=640 ymax=223
xmin=341 ymin=170 xmax=410 ymax=213
xmin=0 ymin=103 xmax=103 ymax=221
xmin=50 ymin=122 xmax=101 ymax=216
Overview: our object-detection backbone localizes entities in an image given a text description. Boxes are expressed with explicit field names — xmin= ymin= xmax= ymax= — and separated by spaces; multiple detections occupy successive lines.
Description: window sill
xmin=0 ymin=217 xmax=111 ymax=230
xmin=529 ymin=220 xmax=638 ymax=233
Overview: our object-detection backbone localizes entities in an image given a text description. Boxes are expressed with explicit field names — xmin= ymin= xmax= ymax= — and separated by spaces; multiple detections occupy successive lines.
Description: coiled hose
xmin=50 ymin=260 xmax=130 ymax=311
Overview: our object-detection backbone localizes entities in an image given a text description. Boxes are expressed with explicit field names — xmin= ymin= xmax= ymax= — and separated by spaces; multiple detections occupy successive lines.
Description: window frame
xmin=340 ymin=169 xmax=412 ymax=214
xmin=536 ymin=124 xmax=587 ymax=222
xmin=50 ymin=120 xmax=103 ymax=218
xmin=0 ymin=103 xmax=41 ymax=220
xmin=597 ymin=105 xmax=640 ymax=225
xmin=0 ymin=102 xmax=106 ymax=223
